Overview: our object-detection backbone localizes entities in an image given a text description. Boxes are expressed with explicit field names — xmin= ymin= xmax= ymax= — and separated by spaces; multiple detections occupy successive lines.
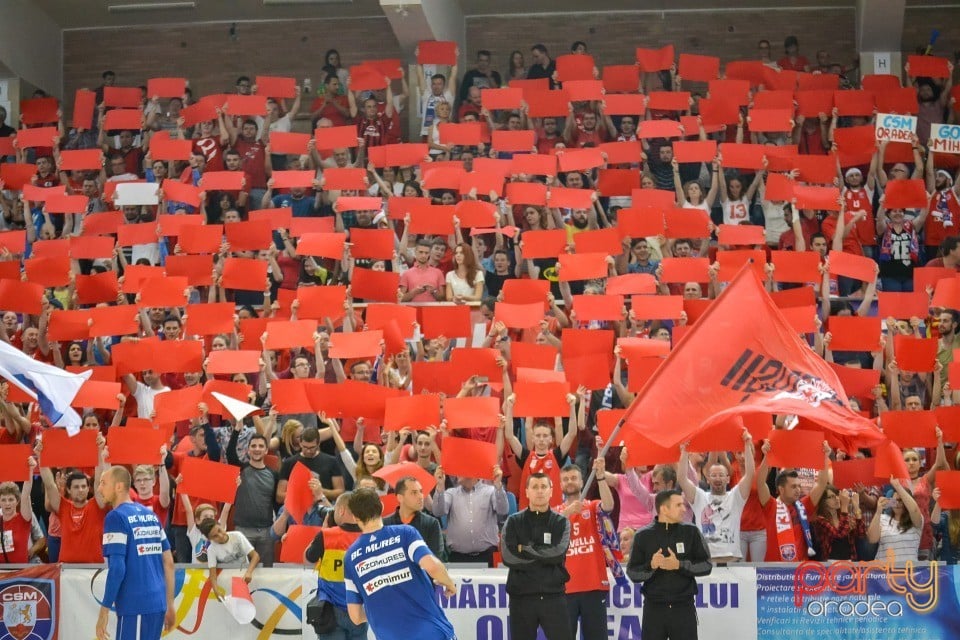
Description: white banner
xmin=875 ymin=113 xmax=917 ymax=143
xmin=62 ymin=565 xmax=757 ymax=639
xmin=433 ymin=567 xmax=756 ymax=640
xmin=930 ymin=123 xmax=960 ymax=154
xmin=61 ymin=566 xmax=304 ymax=640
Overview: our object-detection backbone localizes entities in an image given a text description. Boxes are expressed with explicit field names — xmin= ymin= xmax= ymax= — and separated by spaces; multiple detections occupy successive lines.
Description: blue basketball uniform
xmin=343 ymin=524 xmax=456 ymax=640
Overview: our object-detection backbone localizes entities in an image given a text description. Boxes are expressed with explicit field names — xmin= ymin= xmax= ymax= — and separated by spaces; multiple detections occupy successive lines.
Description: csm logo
xmin=0 ymin=582 xmax=56 ymax=640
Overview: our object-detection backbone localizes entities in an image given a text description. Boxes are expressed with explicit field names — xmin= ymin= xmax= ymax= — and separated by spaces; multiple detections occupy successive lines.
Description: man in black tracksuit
xmin=500 ymin=472 xmax=573 ymax=640
xmin=627 ymin=489 xmax=713 ymax=640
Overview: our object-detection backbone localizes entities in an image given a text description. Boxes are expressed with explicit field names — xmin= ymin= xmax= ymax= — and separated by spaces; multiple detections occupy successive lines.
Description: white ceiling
xmin=29 ymin=0 xmax=958 ymax=29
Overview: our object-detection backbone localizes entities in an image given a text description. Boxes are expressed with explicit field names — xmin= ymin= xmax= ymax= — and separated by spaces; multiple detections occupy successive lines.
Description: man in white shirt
xmin=121 ymin=369 xmax=170 ymax=420
xmin=678 ymin=431 xmax=755 ymax=563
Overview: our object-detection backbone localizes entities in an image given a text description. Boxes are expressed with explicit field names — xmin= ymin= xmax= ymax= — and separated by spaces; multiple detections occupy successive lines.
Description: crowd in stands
xmin=2 ymin=33 xmax=960 ymax=582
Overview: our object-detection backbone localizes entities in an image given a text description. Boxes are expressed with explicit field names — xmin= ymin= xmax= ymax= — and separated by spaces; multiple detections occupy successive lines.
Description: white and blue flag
xmin=0 ymin=340 xmax=91 ymax=434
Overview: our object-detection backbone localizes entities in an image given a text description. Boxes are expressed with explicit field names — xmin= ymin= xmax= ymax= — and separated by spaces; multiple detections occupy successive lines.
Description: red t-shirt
xmin=357 ymin=113 xmax=392 ymax=148
xmin=821 ymin=213 xmax=863 ymax=256
xmin=193 ymin=136 xmax=224 ymax=172
xmin=57 ymin=499 xmax=106 ymax=563
xmin=134 ymin=493 xmax=169 ymax=526
xmin=763 ymin=495 xmax=814 ymax=562
xmin=519 ymin=447 xmax=562 ymax=510
xmin=557 ymin=500 xmax=608 ymax=593
xmin=232 ymin=138 xmax=268 ymax=190
xmin=0 ymin=514 xmax=33 ymax=563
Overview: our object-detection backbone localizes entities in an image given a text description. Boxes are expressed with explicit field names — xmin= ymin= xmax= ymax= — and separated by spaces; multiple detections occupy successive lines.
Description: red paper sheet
xmin=384 ymin=394 xmax=441 ymax=431
xmin=440 ymin=436 xmax=498 ymax=480
xmin=881 ymin=410 xmax=938 ymax=448
xmin=827 ymin=316 xmax=882 ymax=352
xmin=40 ymin=429 xmax=99 ymax=469
xmin=767 ymin=429 xmax=826 ymax=470
xmin=417 ymin=41 xmax=457 ymax=66
xmin=679 ymin=53 xmax=720 ymax=82
xmin=178 ymin=456 xmax=240 ymax=504
xmin=893 ymin=335 xmax=938 ymax=372
xmin=107 ymin=428 xmax=165 ymax=465
xmin=828 ymin=249 xmax=877 ymax=283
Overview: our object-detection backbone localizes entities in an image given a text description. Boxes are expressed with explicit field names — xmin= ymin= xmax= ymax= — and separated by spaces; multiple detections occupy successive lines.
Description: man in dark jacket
xmin=500 ymin=473 xmax=573 ymax=640
xmin=627 ymin=489 xmax=713 ymax=640
xmin=382 ymin=476 xmax=445 ymax=558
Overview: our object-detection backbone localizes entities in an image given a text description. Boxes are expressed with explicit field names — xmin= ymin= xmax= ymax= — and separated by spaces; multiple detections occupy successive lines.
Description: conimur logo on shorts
xmin=0 ymin=582 xmax=56 ymax=640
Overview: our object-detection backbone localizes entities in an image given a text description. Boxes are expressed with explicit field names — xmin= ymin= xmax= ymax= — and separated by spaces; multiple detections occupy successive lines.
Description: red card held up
xmin=607 ymin=274 xmax=657 ymax=296
xmin=767 ymin=429 xmax=826 ymax=470
xmin=206 ymin=350 xmax=261 ymax=375
xmin=296 ymin=285 xmax=347 ymax=321
xmin=0 ymin=445 xmax=32 ymax=482
xmin=279 ymin=525 xmax=323 ymax=563
xmin=638 ymin=119 xmax=683 ymax=139
xmin=935 ymin=471 xmax=960 ymax=509
xmin=419 ymin=305 xmax=472 ymax=339
xmin=284 ymin=462 xmax=316 ymax=525
xmin=556 ymin=54 xmax=596 ymax=82
xmin=878 ymin=291 xmax=930 ymax=320
xmin=718 ymin=143 xmax=767 ymax=170
xmin=827 ymin=315 xmax=881 ymax=352
xmin=154 ymin=385 xmax=203 ymax=424
xmin=603 ymin=94 xmax=647 ymax=116
xmin=481 ymin=88 xmax=523 ymax=111
xmin=374 ymin=462 xmax=437 ymax=495
xmin=494 ymin=302 xmax=544 ymax=329
xmin=506 ymin=181 xmax=548 ymax=206
xmin=107 ymin=428 xmax=165 ymax=465
xmin=602 ymin=65 xmax=640 ymax=93
xmin=748 ymin=109 xmax=793 ymax=133
xmin=883 ymin=179 xmax=928 ymax=209
xmin=659 ymin=257 xmax=710 ymax=283
xmin=831 ymin=458 xmax=876 ymax=490
xmin=718 ymin=224 xmax=765 ymax=246
xmin=771 ymin=251 xmax=821 ymax=283
xmin=40 ymin=429 xmax=99 ymax=469
xmin=646 ymin=92 xmax=690 ymax=113
xmin=224 ymin=95 xmax=269 ymax=117
xmin=572 ymin=294 xmax=623 ymax=322
xmin=255 ymin=76 xmax=298 ymax=99
xmin=328 ymin=330 xmax=383 ymax=359
xmin=384 ymin=394 xmax=441 ymax=431
xmin=178 ymin=456 xmax=240 ymax=504
xmin=664 ymin=208 xmax=710 ymax=239
xmin=521 ymin=229 xmax=567 ymax=259
xmin=881 ymin=410 xmax=938 ymax=448
xmin=635 ymin=45 xmax=674 ymax=72
xmin=493 ymin=130 xmax=536 ymax=153
xmin=513 ymin=381 xmax=570 ymax=417
xmin=351 ymin=268 xmax=399 ymax=303
xmin=907 ymin=55 xmax=951 ymax=79
xmin=893 ymin=335 xmax=937 ymax=372
xmin=673 ymin=140 xmax=716 ymax=164
xmin=630 ymin=295 xmax=683 ymax=320
xmin=558 ymin=253 xmax=608 ymax=281
xmin=828 ymin=250 xmax=877 ymax=283
xmin=146 ymin=77 xmax=186 ymax=98
xmin=265 ymin=319 xmax=318 ymax=350
xmin=441 ymin=436 xmax=498 ymax=481
xmin=678 ymin=53 xmax=720 ymax=83
xmin=417 ymin=41 xmax=457 ymax=66
xmin=221 ymin=257 xmax=269 ymax=291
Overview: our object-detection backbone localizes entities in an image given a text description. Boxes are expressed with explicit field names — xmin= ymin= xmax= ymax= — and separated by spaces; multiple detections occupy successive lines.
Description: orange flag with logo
xmin=620 ymin=266 xmax=889 ymax=454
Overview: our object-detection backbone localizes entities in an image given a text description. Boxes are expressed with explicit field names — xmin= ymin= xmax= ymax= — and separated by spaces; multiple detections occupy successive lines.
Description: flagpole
xmin=580 ymin=417 xmax=625 ymax=500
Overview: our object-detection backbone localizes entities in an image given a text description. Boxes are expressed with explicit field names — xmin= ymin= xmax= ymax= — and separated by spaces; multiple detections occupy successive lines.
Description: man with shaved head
xmin=96 ymin=466 xmax=175 ymax=640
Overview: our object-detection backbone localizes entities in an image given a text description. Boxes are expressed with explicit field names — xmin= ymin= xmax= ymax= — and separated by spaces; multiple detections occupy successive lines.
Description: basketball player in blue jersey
xmin=96 ymin=466 xmax=175 ymax=640
xmin=343 ymin=488 xmax=458 ymax=640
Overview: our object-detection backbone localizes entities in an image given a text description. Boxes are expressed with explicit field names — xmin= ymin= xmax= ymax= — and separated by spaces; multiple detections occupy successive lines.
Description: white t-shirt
xmin=445 ymin=270 xmax=483 ymax=298
xmin=207 ymin=531 xmax=255 ymax=568
xmin=132 ymin=382 xmax=170 ymax=419
xmin=876 ymin=516 xmax=922 ymax=564
xmin=187 ymin=525 xmax=212 ymax=563
xmin=691 ymin=487 xmax=747 ymax=559
xmin=723 ymin=197 xmax=752 ymax=226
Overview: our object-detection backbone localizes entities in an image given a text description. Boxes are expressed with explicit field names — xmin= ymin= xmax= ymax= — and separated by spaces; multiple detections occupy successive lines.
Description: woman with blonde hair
xmin=271 ymin=418 xmax=304 ymax=459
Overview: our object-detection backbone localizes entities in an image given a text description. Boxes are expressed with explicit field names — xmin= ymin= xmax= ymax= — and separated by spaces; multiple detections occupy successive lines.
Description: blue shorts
xmin=116 ymin=612 xmax=165 ymax=640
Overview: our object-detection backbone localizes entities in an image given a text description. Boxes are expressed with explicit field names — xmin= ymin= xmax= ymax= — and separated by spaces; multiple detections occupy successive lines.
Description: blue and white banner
xmin=875 ymin=113 xmax=917 ymax=143
xmin=930 ymin=123 xmax=960 ymax=154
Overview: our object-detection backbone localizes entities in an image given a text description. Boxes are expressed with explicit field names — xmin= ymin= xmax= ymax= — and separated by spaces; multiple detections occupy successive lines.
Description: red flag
xmin=619 ymin=266 xmax=887 ymax=452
